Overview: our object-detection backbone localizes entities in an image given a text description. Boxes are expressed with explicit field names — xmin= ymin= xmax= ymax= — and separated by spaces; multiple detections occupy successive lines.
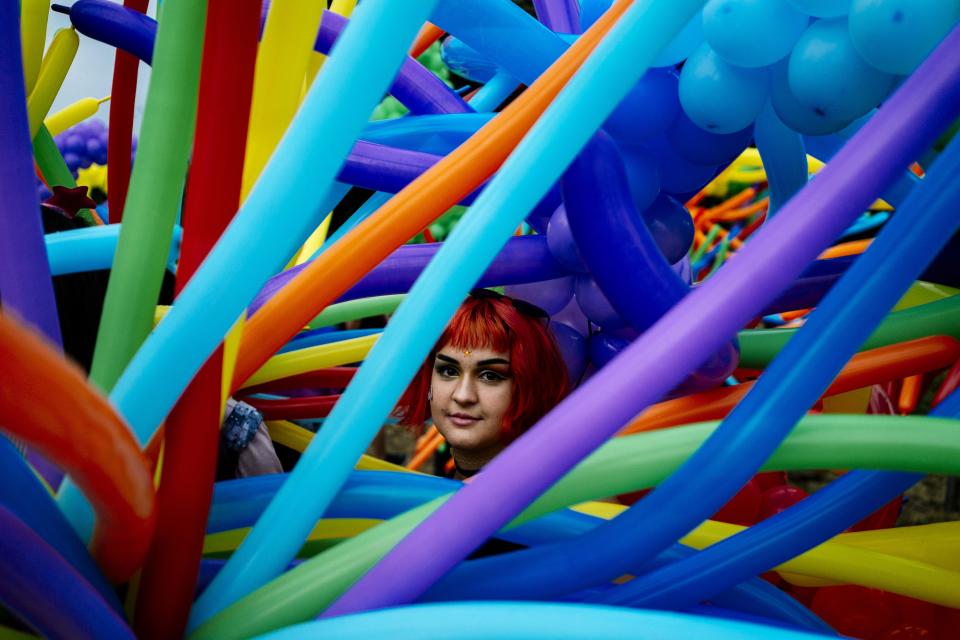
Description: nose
xmin=451 ymin=374 xmax=478 ymax=406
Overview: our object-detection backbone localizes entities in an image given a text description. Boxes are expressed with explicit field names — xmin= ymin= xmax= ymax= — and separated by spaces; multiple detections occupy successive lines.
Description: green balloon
xmin=738 ymin=295 xmax=960 ymax=370
xmin=307 ymin=295 xmax=406 ymax=329
xmin=33 ymin=125 xmax=97 ymax=226
xmin=88 ymin=0 xmax=207 ymax=393
xmin=191 ymin=414 xmax=960 ymax=640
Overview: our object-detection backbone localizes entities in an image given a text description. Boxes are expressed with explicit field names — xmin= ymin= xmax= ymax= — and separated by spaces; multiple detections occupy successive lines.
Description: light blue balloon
xmin=703 ymin=0 xmax=809 ymax=68
xmin=71 ymin=0 xmax=442 ymax=625
xmin=754 ymin=102 xmax=808 ymax=214
xmin=45 ymin=224 xmax=181 ymax=276
xmin=786 ymin=0 xmax=851 ymax=17
xmin=679 ymin=43 xmax=768 ymax=134
xmin=848 ymin=0 xmax=960 ymax=75
xmin=769 ymin=59 xmax=855 ymax=135
xmin=200 ymin=0 xmax=707 ymax=623
xmin=788 ymin=18 xmax=896 ymax=124
xmin=653 ymin=11 xmax=705 ymax=66
xmin=253 ymin=602 xmax=829 ymax=640
xmin=581 ymin=2 xmax=704 ymax=65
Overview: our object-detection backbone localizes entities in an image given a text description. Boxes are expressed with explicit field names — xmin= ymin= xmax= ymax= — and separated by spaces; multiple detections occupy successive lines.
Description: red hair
xmin=395 ymin=295 xmax=569 ymax=441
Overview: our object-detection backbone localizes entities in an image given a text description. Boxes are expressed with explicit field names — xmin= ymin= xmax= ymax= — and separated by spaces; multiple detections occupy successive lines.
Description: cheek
xmin=482 ymin=384 xmax=513 ymax=421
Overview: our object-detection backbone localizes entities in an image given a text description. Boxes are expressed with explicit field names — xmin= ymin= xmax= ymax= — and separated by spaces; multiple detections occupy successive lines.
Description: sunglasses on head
xmin=469 ymin=288 xmax=550 ymax=323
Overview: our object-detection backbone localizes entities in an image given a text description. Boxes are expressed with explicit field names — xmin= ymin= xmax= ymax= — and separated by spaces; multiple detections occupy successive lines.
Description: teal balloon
xmin=788 ymin=18 xmax=896 ymax=125
xmin=770 ymin=60 xmax=854 ymax=135
xmin=785 ymin=0 xmax=851 ymax=17
xmin=703 ymin=0 xmax=809 ymax=67
xmin=653 ymin=11 xmax=705 ymax=66
xmin=849 ymin=0 xmax=960 ymax=75
xmin=679 ymin=43 xmax=768 ymax=134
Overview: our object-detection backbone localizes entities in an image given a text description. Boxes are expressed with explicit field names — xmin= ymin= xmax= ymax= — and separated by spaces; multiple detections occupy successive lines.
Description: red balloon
xmin=757 ymin=485 xmax=808 ymax=521
xmin=711 ymin=477 xmax=762 ymax=526
xmin=848 ymin=495 xmax=902 ymax=532
xmin=754 ymin=471 xmax=788 ymax=492
xmin=811 ymin=585 xmax=894 ymax=639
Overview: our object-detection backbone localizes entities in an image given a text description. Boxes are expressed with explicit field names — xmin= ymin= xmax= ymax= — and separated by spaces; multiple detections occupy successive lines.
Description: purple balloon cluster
xmin=37 ymin=120 xmax=137 ymax=202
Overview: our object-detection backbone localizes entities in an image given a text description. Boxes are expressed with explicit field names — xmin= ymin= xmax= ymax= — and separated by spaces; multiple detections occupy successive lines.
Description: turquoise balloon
xmin=788 ymin=18 xmax=895 ymax=125
xmin=849 ymin=0 xmax=960 ymax=75
xmin=703 ymin=0 xmax=809 ymax=68
xmin=785 ymin=0 xmax=851 ymax=17
xmin=679 ymin=43 xmax=768 ymax=134
xmin=653 ymin=11 xmax=705 ymax=66
xmin=581 ymin=1 xmax=705 ymax=65
xmin=769 ymin=59 xmax=854 ymax=135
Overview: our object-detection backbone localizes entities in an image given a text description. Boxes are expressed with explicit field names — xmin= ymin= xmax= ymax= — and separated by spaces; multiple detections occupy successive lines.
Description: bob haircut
xmin=395 ymin=294 xmax=569 ymax=442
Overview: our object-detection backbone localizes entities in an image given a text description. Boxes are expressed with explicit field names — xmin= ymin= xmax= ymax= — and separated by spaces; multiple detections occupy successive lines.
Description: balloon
xmin=711 ymin=478 xmax=762 ymax=526
xmin=770 ymin=59 xmax=854 ymax=135
xmin=603 ymin=68 xmax=680 ymax=144
xmin=679 ymin=43 xmax=768 ymax=134
xmin=549 ymin=322 xmax=588 ymax=382
xmin=0 ymin=506 xmax=135 ymax=640
xmin=440 ymin=36 xmax=500 ymax=83
xmin=757 ymin=485 xmax=808 ymax=521
xmin=640 ymin=194 xmax=695 ymax=264
xmin=754 ymin=102 xmax=808 ymax=212
xmin=703 ymin=0 xmax=809 ymax=68
xmin=547 ymin=206 xmax=590 ymax=273
xmin=575 ymin=276 xmax=627 ymax=329
xmin=785 ymin=0 xmax=850 ymax=18
xmin=667 ymin=109 xmax=753 ymax=166
xmin=325 ymin=24 xmax=960 ymax=616
xmin=505 ymin=276 xmax=575 ymax=315
xmin=615 ymin=142 xmax=662 ymax=210
xmin=848 ymin=0 xmax=960 ymax=75
xmin=0 ymin=312 xmax=156 ymax=583
xmin=648 ymin=135 xmax=720 ymax=196
xmin=788 ymin=18 xmax=896 ymax=125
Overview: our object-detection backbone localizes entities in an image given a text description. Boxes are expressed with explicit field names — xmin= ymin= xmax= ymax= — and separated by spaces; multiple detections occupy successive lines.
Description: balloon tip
xmin=50 ymin=4 xmax=70 ymax=15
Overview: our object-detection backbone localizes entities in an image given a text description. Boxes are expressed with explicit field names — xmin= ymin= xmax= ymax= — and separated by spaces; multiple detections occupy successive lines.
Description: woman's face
xmin=430 ymin=343 xmax=513 ymax=457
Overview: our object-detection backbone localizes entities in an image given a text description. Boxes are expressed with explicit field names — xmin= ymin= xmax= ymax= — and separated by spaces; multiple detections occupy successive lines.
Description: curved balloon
xmin=250 ymin=236 xmax=565 ymax=315
xmin=0 ymin=312 xmax=155 ymax=583
xmin=586 ymin=129 xmax=960 ymax=611
xmin=324 ymin=24 xmax=960 ymax=615
xmin=65 ymin=1 xmax=469 ymax=116
xmin=46 ymin=223 xmax=182 ymax=276
xmin=0 ymin=506 xmax=134 ymax=640
xmin=190 ymin=413 xmax=960 ymax=639
xmin=754 ymin=102 xmax=808 ymax=214
xmin=257 ymin=602 xmax=828 ymax=640
xmin=563 ymin=131 xmax=737 ymax=393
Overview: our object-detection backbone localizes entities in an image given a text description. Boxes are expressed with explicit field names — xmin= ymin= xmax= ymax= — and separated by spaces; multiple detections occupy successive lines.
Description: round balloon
xmin=788 ymin=18 xmax=896 ymax=124
xmin=785 ymin=0 xmax=851 ymax=18
xmin=703 ymin=0 xmax=809 ymax=68
xmin=848 ymin=0 xmax=960 ymax=75
xmin=679 ymin=43 xmax=769 ymax=133
xmin=640 ymin=194 xmax=695 ymax=265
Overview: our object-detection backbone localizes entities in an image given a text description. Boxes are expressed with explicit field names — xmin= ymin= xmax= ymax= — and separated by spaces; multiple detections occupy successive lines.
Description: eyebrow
xmin=435 ymin=353 xmax=511 ymax=367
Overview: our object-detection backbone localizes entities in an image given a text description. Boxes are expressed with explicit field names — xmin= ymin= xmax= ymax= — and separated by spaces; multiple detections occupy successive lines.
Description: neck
xmin=450 ymin=445 xmax=502 ymax=479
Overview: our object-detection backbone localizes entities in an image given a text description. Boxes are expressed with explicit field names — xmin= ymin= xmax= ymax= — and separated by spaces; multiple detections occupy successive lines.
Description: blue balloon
xmin=588 ymin=331 xmax=629 ymax=368
xmin=785 ymin=0 xmax=850 ymax=18
xmin=640 ymin=194 xmax=694 ymax=265
xmin=653 ymin=11 xmax=705 ymax=66
xmin=615 ymin=142 xmax=661 ymax=211
xmin=679 ymin=43 xmax=769 ymax=134
xmin=575 ymin=275 xmax=626 ymax=329
xmin=549 ymin=322 xmax=588 ymax=383
xmin=667 ymin=108 xmax=753 ymax=166
xmin=703 ymin=0 xmax=809 ymax=68
xmin=647 ymin=135 xmax=718 ymax=196
xmin=848 ymin=0 xmax=960 ymax=75
xmin=603 ymin=68 xmax=679 ymax=144
xmin=546 ymin=206 xmax=590 ymax=273
xmin=504 ymin=276 xmax=575 ymax=315
xmin=440 ymin=37 xmax=499 ymax=83
xmin=788 ymin=18 xmax=896 ymax=124
xmin=770 ymin=59 xmax=854 ymax=135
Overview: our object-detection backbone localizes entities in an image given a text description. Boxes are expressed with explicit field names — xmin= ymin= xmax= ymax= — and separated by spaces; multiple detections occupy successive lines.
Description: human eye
xmin=479 ymin=370 xmax=507 ymax=383
xmin=435 ymin=364 xmax=459 ymax=378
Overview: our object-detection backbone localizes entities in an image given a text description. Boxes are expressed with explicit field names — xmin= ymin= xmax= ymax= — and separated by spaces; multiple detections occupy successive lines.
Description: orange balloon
xmin=0 ymin=311 xmax=155 ymax=583
xmin=622 ymin=336 xmax=960 ymax=434
xmin=233 ymin=0 xmax=633 ymax=389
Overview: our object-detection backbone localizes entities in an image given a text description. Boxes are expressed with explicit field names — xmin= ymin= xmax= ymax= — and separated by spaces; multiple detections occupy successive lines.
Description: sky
xmin=45 ymin=0 xmax=158 ymax=134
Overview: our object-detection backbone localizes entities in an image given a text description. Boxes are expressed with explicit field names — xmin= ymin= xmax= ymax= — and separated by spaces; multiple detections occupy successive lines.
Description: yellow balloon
xmin=241 ymin=334 xmax=379 ymax=387
xmin=19 ymin=0 xmax=50 ymax=95
xmin=27 ymin=28 xmax=79 ymax=139
xmin=44 ymin=96 xmax=110 ymax=136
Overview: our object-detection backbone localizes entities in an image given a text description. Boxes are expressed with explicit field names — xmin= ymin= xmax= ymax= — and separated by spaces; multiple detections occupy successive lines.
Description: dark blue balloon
xmin=604 ymin=68 xmax=680 ymax=144
xmin=587 ymin=331 xmax=629 ymax=369
xmin=615 ymin=142 xmax=661 ymax=211
xmin=648 ymin=135 xmax=719 ymax=196
xmin=668 ymin=109 xmax=753 ymax=165
xmin=641 ymin=194 xmax=694 ymax=265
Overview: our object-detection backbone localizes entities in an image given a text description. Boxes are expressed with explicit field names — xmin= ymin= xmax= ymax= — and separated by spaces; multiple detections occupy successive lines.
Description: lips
xmin=446 ymin=413 xmax=480 ymax=427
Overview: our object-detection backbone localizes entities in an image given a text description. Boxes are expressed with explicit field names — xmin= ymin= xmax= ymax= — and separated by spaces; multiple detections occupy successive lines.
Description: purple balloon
xmin=550 ymin=296 xmax=590 ymax=335
xmin=574 ymin=275 xmax=626 ymax=329
xmin=64 ymin=134 xmax=86 ymax=155
xmin=504 ymin=276 xmax=574 ymax=315
xmin=63 ymin=152 xmax=82 ymax=171
xmin=549 ymin=322 xmax=587 ymax=383
xmin=546 ymin=205 xmax=589 ymax=273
